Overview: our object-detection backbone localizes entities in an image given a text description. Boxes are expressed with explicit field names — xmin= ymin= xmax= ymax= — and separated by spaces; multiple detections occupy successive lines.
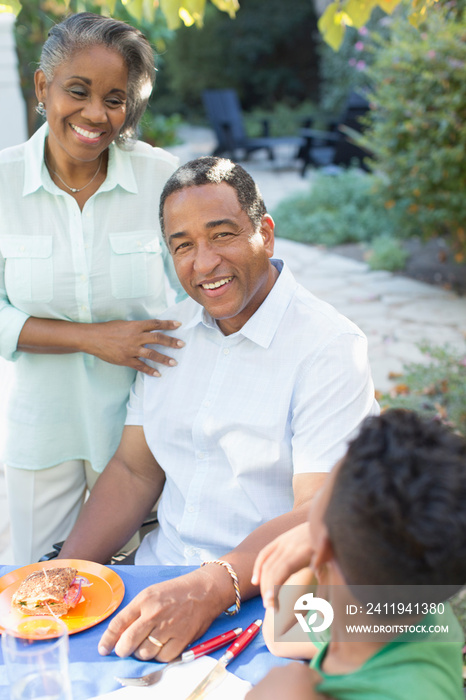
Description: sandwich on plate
xmin=11 ymin=567 xmax=84 ymax=617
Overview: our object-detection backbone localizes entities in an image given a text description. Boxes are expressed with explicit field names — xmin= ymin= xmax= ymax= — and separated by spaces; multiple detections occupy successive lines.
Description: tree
xmin=158 ymin=0 xmax=320 ymax=114
xmin=1 ymin=0 xmax=238 ymax=26
xmin=317 ymin=0 xmax=439 ymax=50
xmin=0 ymin=0 xmax=442 ymax=50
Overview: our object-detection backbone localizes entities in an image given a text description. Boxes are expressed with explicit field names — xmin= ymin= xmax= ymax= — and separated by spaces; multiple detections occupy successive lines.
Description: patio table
xmin=0 ymin=564 xmax=290 ymax=699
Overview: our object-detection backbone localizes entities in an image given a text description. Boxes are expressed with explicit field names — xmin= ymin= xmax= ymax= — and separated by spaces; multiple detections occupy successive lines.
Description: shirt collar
xmin=23 ymin=123 xmax=48 ymax=196
xmin=184 ymin=259 xmax=298 ymax=348
xmin=99 ymin=141 xmax=138 ymax=194
xmin=22 ymin=124 xmax=138 ymax=196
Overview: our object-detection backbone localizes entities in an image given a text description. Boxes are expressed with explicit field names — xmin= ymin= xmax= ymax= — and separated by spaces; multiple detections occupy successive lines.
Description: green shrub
xmin=357 ymin=5 xmax=466 ymax=258
xmin=381 ymin=342 xmax=466 ymax=436
xmin=365 ymin=234 xmax=409 ymax=271
xmin=272 ymin=170 xmax=402 ymax=247
xmin=243 ymin=101 xmax=318 ymax=139
xmin=139 ymin=112 xmax=183 ymax=148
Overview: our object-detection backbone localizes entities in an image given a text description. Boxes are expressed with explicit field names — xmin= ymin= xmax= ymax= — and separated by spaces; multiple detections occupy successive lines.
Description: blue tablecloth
xmin=0 ymin=564 xmax=288 ymax=699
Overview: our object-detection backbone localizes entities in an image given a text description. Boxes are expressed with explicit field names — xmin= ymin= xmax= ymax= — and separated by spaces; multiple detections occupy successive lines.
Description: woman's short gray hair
xmin=39 ymin=12 xmax=155 ymax=147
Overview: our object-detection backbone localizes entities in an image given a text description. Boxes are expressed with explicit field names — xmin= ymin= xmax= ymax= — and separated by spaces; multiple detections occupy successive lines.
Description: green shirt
xmin=310 ymin=607 xmax=464 ymax=700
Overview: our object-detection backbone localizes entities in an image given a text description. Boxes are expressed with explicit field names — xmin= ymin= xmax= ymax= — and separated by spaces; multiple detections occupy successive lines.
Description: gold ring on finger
xmin=148 ymin=635 xmax=164 ymax=648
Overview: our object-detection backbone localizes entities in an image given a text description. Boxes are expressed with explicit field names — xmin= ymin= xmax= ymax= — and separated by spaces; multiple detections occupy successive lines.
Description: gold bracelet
xmin=201 ymin=559 xmax=241 ymax=615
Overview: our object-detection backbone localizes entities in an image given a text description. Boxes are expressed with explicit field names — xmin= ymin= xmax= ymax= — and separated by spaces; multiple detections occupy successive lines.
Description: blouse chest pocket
xmin=109 ymin=231 xmax=163 ymax=299
xmin=0 ymin=235 xmax=53 ymax=302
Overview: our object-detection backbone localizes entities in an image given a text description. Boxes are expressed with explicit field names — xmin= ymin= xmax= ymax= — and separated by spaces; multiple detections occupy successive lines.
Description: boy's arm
xmin=263 ymin=567 xmax=319 ymax=659
xmin=245 ymin=664 xmax=333 ymax=700
xmin=252 ymin=522 xmax=314 ymax=608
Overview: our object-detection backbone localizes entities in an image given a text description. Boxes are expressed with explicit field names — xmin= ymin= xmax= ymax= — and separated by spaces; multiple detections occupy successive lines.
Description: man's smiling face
xmin=164 ymin=182 xmax=277 ymax=336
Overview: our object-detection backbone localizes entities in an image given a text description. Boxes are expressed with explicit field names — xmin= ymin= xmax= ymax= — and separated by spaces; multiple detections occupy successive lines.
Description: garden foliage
xmin=358 ymin=5 xmax=466 ymax=258
xmin=271 ymin=169 xmax=402 ymax=248
xmin=316 ymin=13 xmax=388 ymax=118
xmin=158 ymin=0 xmax=320 ymax=115
xmin=243 ymin=102 xmax=318 ymax=139
xmin=381 ymin=342 xmax=466 ymax=437
xmin=365 ymin=234 xmax=408 ymax=271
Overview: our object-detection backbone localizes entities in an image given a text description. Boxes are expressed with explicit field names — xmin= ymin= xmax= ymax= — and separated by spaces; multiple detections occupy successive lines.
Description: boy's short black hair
xmin=159 ymin=156 xmax=267 ymax=238
xmin=325 ymin=409 xmax=466 ymax=588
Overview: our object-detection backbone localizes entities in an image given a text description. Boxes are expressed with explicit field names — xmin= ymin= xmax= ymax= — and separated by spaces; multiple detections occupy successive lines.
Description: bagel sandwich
xmin=11 ymin=567 xmax=83 ymax=617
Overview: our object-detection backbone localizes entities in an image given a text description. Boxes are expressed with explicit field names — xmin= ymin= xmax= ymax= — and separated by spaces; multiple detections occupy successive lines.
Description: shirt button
xmin=186 ymin=547 xmax=196 ymax=557
xmin=203 ymin=400 xmax=210 ymax=407
xmin=80 ymin=274 xmax=87 ymax=282
xmin=187 ymin=505 xmax=195 ymax=513
xmin=197 ymin=452 xmax=205 ymax=459
xmin=223 ymin=348 xmax=230 ymax=355
xmin=19 ymin=245 xmax=25 ymax=252
xmin=81 ymin=305 xmax=88 ymax=312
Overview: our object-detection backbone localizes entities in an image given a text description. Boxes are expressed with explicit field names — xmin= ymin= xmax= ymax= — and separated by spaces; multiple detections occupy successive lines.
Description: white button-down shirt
xmin=126 ymin=260 xmax=378 ymax=565
xmin=0 ymin=124 xmax=184 ymax=471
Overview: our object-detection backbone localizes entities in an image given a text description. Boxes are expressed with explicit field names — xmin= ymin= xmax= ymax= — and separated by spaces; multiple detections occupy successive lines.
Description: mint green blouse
xmin=0 ymin=124 xmax=184 ymax=471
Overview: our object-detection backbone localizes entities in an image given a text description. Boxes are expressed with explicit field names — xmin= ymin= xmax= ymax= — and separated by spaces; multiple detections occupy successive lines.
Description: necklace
xmin=44 ymin=152 xmax=103 ymax=193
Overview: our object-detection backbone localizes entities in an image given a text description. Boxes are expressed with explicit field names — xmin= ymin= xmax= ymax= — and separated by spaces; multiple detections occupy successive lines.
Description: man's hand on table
xmin=98 ymin=568 xmax=227 ymax=662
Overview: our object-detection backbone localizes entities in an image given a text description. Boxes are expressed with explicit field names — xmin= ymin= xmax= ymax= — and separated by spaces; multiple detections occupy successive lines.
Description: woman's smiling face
xmin=35 ymin=44 xmax=128 ymax=166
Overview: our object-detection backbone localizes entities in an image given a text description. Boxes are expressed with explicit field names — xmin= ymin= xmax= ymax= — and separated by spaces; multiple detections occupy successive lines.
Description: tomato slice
xmin=63 ymin=580 xmax=82 ymax=608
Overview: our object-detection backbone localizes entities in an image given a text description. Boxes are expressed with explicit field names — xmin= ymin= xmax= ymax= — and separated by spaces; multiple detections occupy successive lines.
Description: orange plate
xmin=0 ymin=559 xmax=125 ymax=637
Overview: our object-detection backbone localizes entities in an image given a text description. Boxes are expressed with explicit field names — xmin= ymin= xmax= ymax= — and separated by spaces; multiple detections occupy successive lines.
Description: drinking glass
xmin=1 ymin=616 xmax=73 ymax=700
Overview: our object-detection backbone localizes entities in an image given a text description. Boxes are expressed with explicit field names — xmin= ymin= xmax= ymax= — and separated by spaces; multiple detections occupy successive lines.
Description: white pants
xmin=4 ymin=459 xmax=99 ymax=566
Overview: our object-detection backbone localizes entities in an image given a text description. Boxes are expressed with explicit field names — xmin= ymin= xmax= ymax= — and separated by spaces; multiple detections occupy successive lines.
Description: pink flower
xmin=355 ymin=41 xmax=365 ymax=51
xmin=427 ymin=50 xmax=436 ymax=59
xmin=349 ymin=58 xmax=357 ymax=66
xmin=356 ymin=60 xmax=366 ymax=71
xmin=359 ymin=26 xmax=368 ymax=35
xmin=459 ymin=357 xmax=466 ymax=367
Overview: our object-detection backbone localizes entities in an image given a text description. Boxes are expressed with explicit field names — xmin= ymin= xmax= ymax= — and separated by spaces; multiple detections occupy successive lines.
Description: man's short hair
xmin=325 ymin=409 xmax=466 ymax=588
xmin=159 ymin=156 xmax=267 ymax=237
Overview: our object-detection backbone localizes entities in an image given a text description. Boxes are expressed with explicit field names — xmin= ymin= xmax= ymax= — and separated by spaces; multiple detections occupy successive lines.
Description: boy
xmin=249 ymin=410 xmax=466 ymax=700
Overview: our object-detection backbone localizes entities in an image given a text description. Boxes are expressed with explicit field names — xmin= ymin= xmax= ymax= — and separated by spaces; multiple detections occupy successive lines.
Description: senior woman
xmin=0 ymin=12 xmax=185 ymax=565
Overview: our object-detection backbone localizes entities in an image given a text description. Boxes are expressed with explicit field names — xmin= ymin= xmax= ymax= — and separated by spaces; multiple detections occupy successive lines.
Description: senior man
xmin=60 ymin=156 xmax=378 ymax=661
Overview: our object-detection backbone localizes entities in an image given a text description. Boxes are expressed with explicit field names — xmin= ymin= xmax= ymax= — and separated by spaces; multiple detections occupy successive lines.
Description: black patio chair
xmin=299 ymin=91 xmax=371 ymax=176
xmin=202 ymin=88 xmax=302 ymax=161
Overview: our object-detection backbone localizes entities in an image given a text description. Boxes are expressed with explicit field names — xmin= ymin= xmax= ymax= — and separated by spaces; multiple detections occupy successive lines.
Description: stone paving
xmin=0 ymin=126 xmax=465 ymax=565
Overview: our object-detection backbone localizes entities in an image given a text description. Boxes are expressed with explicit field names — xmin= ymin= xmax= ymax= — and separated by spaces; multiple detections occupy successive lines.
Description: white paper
xmin=92 ymin=656 xmax=252 ymax=700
